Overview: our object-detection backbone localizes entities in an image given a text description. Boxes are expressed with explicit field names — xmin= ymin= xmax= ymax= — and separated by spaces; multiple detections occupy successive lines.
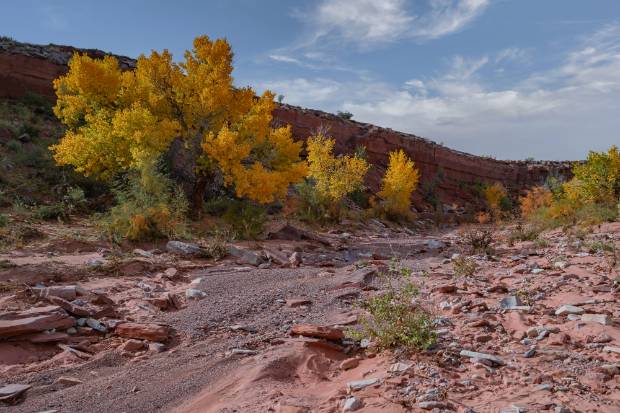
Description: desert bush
xmin=349 ymin=259 xmax=435 ymax=351
xmin=305 ymin=133 xmax=369 ymax=220
xmin=373 ymin=150 xmax=419 ymax=220
xmin=100 ymin=167 xmax=189 ymax=242
xmin=204 ymin=230 xmax=230 ymax=260
xmin=462 ymin=227 xmax=494 ymax=255
xmin=452 ymin=256 xmax=477 ymax=277
xmin=33 ymin=186 xmax=87 ymax=222
xmin=0 ymin=214 xmax=7 ymax=228
xmin=520 ymin=186 xmax=553 ymax=218
xmin=508 ymin=223 xmax=540 ymax=243
xmin=295 ymin=180 xmax=331 ymax=224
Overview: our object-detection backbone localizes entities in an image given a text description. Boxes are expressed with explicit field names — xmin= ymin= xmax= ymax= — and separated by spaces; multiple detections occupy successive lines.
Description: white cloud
xmin=269 ymin=54 xmax=302 ymax=64
xmin=296 ymin=0 xmax=489 ymax=48
xmin=313 ymin=0 xmax=414 ymax=44
xmin=258 ymin=24 xmax=620 ymax=160
xmin=411 ymin=0 xmax=490 ymax=40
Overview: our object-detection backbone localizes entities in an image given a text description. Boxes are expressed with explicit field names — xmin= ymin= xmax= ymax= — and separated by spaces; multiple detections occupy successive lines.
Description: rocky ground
xmin=0 ymin=219 xmax=619 ymax=413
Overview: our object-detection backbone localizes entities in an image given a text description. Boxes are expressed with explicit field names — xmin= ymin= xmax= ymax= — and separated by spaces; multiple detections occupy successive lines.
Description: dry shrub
xmin=462 ymin=227 xmax=494 ymax=255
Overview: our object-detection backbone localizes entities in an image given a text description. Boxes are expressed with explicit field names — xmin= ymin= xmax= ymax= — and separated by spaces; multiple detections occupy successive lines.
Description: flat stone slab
xmin=347 ymin=378 xmax=381 ymax=391
xmin=555 ymin=304 xmax=584 ymax=316
xmin=460 ymin=349 xmax=505 ymax=366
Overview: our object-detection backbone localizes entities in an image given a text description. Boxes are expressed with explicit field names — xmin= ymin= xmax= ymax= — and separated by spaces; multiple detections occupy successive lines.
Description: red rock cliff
xmin=0 ymin=39 xmax=572 ymax=208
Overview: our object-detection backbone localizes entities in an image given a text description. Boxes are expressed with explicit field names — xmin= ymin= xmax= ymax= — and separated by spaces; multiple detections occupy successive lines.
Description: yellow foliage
xmin=306 ymin=133 xmax=369 ymax=206
xmin=51 ymin=35 xmax=304 ymax=204
xmin=484 ymin=182 xmax=507 ymax=220
xmin=378 ymin=150 xmax=419 ymax=218
xmin=563 ymin=145 xmax=620 ymax=204
xmin=202 ymin=92 xmax=307 ymax=204
xmin=519 ymin=186 xmax=552 ymax=218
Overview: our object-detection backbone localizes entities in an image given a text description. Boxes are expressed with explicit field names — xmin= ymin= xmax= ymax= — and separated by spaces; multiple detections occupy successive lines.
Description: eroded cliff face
xmin=0 ymin=39 xmax=572 ymax=208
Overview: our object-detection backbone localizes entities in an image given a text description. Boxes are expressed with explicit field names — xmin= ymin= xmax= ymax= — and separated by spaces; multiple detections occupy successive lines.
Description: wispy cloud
xmin=411 ymin=0 xmax=490 ymax=40
xmin=259 ymin=24 xmax=620 ymax=160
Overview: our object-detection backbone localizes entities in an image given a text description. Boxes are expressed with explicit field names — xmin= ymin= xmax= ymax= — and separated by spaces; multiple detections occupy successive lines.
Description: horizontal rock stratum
xmin=0 ymin=38 xmax=573 ymax=208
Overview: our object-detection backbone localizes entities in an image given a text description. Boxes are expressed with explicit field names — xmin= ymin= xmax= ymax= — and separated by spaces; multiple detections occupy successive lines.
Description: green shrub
xmin=35 ymin=204 xmax=67 ymax=221
xmin=295 ymin=180 xmax=331 ymax=224
xmin=349 ymin=259 xmax=436 ymax=351
xmin=5 ymin=140 xmax=22 ymax=152
xmin=100 ymin=167 xmax=189 ymax=242
xmin=452 ymin=256 xmax=477 ymax=277
xmin=0 ymin=214 xmax=7 ymax=228
xmin=222 ymin=200 xmax=266 ymax=240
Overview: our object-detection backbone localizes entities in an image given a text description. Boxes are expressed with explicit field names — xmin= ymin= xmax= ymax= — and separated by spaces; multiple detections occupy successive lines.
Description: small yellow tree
xmin=377 ymin=150 xmax=419 ymax=219
xmin=306 ymin=133 xmax=369 ymax=213
xmin=519 ymin=186 xmax=552 ymax=218
xmin=484 ymin=182 xmax=508 ymax=221
xmin=51 ymin=36 xmax=305 ymax=207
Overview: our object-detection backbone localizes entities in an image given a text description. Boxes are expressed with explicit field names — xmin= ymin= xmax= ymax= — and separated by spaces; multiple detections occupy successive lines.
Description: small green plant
xmin=508 ymin=223 xmax=540 ymax=243
xmin=586 ymin=240 xmax=616 ymax=253
xmin=99 ymin=166 xmax=189 ymax=242
xmin=349 ymin=259 xmax=436 ymax=351
xmin=534 ymin=237 xmax=550 ymax=248
xmin=0 ymin=214 xmax=7 ymax=228
xmin=336 ymin=110 xmax=353 ymax=120
xmin=295 ymin=180 xmax=331 ymax=224
xmin=452 ymin=256 xmax=477 ymax=277
xmin=221 ymin=200 xmax=266 ymax=240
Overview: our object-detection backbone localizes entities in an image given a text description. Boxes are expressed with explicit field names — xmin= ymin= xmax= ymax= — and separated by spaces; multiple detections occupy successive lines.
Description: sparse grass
xmin=204 ymin=230 xmax=230 ymax=260
xmin=348 ymin=259 xmax=436 ymax=351
xmin=507 ymin=223 xmax=540 ymax=244
xmin=452 ymin=256 xmax=477 ymax=277
xmin=585 ymin=240 xmax=616 ymax=254
xmin=204 ymin=196 xmax=266 ymax=240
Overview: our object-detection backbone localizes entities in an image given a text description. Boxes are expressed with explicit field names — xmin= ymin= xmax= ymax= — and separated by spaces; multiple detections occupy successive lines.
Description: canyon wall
xmin=0 ymin=39 xmax=572 ymax=208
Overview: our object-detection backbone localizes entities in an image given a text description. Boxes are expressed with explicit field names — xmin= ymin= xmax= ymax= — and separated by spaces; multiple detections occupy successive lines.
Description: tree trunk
xmin=190 ymin=174 xmax=208 ymax=219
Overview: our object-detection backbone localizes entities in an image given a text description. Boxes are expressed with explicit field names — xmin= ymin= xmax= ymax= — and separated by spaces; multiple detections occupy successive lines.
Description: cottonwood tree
xmin=52 ymin=35 xmax=306 ymax=210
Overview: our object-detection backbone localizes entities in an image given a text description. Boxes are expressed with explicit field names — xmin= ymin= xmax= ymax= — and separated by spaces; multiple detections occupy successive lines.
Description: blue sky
xmin=2 ymin=0 xmax=620 ymax=160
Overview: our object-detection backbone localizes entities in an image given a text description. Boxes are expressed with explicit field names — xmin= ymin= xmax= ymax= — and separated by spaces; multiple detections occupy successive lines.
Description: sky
xmin=2 ymin=0 xmax=620 ymax=160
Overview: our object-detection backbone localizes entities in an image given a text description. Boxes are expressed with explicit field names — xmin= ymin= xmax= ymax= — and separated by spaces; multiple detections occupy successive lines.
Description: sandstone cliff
xmin=0 ymin=38 xmax=572 ymax=208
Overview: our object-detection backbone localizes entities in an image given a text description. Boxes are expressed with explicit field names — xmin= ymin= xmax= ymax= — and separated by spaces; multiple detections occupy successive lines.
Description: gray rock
xmin=499 ymin=295 xmax=523 ymax=309
xmin=228 ymin=246 xmax=263 ymax=266
xmin=347 ymin=378 xmax=381 ymax=391
xmin=343 ymin=396 xmax=362 ymax=412
xmin=166 ymin=240 xmax=206 ymax=257
xmin=555 ymin=305 xmax=584 ymax=316
xmin=524 ymin=348 xmax=536 ymax=358
xmin=426 ymin=240 xmax=446 ymax=250
xmin=185 ymin=289 xmax=207 ymax=300
xmin=581 ymin=313 xmax=612 ymax=325
xmin=85 ymin=318 xmax=107 ymax=333
xmin=603 ymin=346 xmax=620 ymax=354
xmin=0 ymin=383 xmax=31 ymax=401
xmin=419 ymin=401 xmax=451 ymax=410
xmin=148 ymin=342 xmax=166 ymax=353
xmin=460 ymin=350 xmax=505 ymax=366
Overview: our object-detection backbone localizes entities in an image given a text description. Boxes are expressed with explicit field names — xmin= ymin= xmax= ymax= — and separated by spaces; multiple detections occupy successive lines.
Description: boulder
xmin=115 ymin=322 xmax=169 ymax=342
xmin=0 ymin=306 xmax=75 ymax=338
xmin=166 ymin=240 xmax=206 ymax=257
